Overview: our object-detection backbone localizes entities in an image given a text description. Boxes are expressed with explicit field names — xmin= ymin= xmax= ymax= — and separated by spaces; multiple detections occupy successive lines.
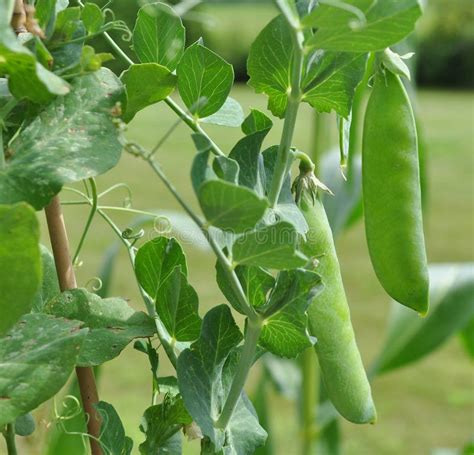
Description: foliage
xmin=0 ymin=1 xmax=471 ymax=455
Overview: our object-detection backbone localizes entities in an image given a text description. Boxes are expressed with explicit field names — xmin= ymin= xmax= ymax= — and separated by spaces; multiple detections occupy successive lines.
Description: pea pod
xmin=362 ymin=71 xmax=429 ymax=314
xmin=296 ymin=176 xmax=376 ymax=424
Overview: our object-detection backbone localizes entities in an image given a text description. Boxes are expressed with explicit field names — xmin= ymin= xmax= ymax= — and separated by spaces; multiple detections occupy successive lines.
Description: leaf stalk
xmin=216 ymin=319 xmax=262 ymax=429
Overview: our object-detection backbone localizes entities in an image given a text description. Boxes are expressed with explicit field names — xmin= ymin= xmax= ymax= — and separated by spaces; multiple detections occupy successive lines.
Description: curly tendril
xmin=85 ymin=277 xmax=103 ymax=292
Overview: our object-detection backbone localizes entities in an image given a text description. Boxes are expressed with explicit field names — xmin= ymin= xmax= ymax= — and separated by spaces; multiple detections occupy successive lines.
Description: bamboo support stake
xmin=45 ymin=196 xmax=102 ymax=455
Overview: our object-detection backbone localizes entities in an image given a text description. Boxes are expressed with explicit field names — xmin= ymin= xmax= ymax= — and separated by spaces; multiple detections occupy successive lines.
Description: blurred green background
xmin=8 ymin=0 xmax=474 ymax=454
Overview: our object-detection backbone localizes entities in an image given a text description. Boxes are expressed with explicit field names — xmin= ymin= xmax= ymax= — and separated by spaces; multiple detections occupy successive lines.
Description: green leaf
xmin=95 ymin=401 xmax=133 ymax=455
xmin=49 ymin=7 xmax=86 ymax=70
xmin=177 ymin=42 xmax=234 ymax=118
xmin=0 ymin=313 xmax=87 ymax=427
xmin=45 ymin=289 xmax=155 ymax=367
xmin=139 ymin=395 xmax=192 ymax=455
xmin=373 ymin=263 xmax=474 ymax=375
xmin=14 ymin=413 xmax=36 ymax=437
xmin=212 ymin=156 xmax=239 ymax=185
xmin=198 ymin=180 xmax=268 ymax=233
xmin=317 ymin=417 xmax=341 ymax=455
xmin=191 ymin=148 xmax=217 ymax=194
xmin=460 ymin=317 xmax=474 ymax=359
xmin=216 ymin=262 xmax=275 ymax=314
xmin=0 ymin=68 xmax=123 ymax=209
xmin=229 ymin=130 xmax=269 ymax=195
xmin=201 ymin=97 xmax=244 ymax=127
xmin=248 ymin=16 xmax=292 ymax=118
xmin=81 ymin=2 xmax=104 ymax=34
xmin=153 ymin=266 xmax=202 ymax=342
xmin=262 ymin=354 xmax=301 ymax=400
xmin=233 ymin=222 xmax=308 ymax=270
xmin=31 ymin=245 xmax=60 ymax=313
xmin=241 ymin=109 xmax=273 ymax=136
xmin=258 ymin=269 xmax=321 ymax=358
xmin=135 ymin=236 xmax=187 ymax=298
xmin=133 ymin=2 xmax=185 ymax=71
xmin=0 ymin=203 xmax=41 ymax=335
xmin=304 ymin=0 xmax=422 ymax=52
xmin=177 ymin=305 xmax=266 ymax=453
xmin=0 ymin=26 xmax=69 ymax=103
xmin=121 ymin=63 xmax=176 ymax=122
xmin=302 ymin=51 xmax=367 ymax=118
xmin=35 ymin=0 xmax=57 ymax=29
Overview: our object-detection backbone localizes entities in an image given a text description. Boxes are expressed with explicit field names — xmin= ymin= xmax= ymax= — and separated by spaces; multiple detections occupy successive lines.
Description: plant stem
xmin=301 ymin=348 xmax=319 ymax=455
xmin=44 ymin=196 xmax=102 ymax=455
xmin=3 ymin=423 xmax=17 ymax=455
xmin=216 ymin=320 xmax=262 ymax=429
xmin=73 ymin=178 xmax=98 ymax=264
xmin=268 ymin=27 xmax=305 ymax=207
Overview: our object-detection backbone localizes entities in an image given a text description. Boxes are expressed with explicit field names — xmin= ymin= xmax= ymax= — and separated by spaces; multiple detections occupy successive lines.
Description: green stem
xmin=3 ymin=423 xmax=17 ymax=455
xmin=72 ymin=178 xmax=98 ymax=264
xmin=216 ymin=320 xmax=262 ymax=429
xmin=268 ymin=27 xmax=304 ymax=207
xmin=311 ymin=111 xmax=331 ymax=171
xmin=164 ymin=98 xmax=225 ymax=157
xmin=301 ymin=348 xmax=319 ymax=455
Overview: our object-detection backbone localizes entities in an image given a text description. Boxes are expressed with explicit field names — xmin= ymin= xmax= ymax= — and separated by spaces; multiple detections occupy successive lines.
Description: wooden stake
xmin=45 ymin=196 xmax=103 ymax=455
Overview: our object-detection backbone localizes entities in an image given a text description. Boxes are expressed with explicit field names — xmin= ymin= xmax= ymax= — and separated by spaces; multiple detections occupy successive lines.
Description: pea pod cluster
xmin=295 ymin=174 xmax=376 ymax=424
xmin=362 ymin=70 xmax=429 ymax=314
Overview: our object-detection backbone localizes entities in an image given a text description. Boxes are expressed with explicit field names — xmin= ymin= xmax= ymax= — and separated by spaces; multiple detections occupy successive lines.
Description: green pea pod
xmin=362 ymin=71 xmax=429 ymax=314
xmin=295 ymin=176 xmax=376 ymax=424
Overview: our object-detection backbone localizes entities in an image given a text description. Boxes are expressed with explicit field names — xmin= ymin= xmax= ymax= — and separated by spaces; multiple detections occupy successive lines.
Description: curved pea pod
xmin=362 ymin=71 xmax=429 ymax=314
xmin=297 ymin=182 xmax=376 ymax=424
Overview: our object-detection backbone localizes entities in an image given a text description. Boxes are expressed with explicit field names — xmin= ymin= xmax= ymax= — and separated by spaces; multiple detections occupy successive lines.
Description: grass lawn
xmin=10 ymin=86 xmax=472 ymax=455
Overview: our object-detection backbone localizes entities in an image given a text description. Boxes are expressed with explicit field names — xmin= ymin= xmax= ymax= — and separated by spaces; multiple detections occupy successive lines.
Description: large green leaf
xmin=133 ymin=2 xmax=185 ymax=71
xmin=198 ymin=180 xmax=268 ymax=233
xmin=135 ymin=237 xmax=187 ymax=299
xmin=247 ymin=16 xmax=292 ymax=118
xmin=0 ymin=27 xmax=69 ymax=103
xmin=177 ymin=305 xmax=267 ymax=454
xmin=0 ymin=68 xmax=123 ymax=209
xmin=95 ymin=401 xmax=133 ymax=455
xmin=139 ymin=395 xmax=192 ymax=455
xmin=121 ymin=63 xmax=176 ymax=122
xmin=45 ymin=289 xmax=155 ymax=366
xmin=233 ymin=222 xmax=307 ymax=270
xmin=373 ymin=263 xmax=474 ymax=374
xmin=152 ymin=266 xmax=202 ymax=342
xmin=0 ymin=313 xmax=87 ymax=426
xmin=177 ymin=42 xmax=234 ymax=119
xmin=304 ymin=0 xmax=422 ymax=52
xmin=302 ymin=51 xmax=367 ymax=118
xmin=0 ymin=203 xmax=41 ymax=335
xmin=258 ymin=269 xmax=322 ymax=358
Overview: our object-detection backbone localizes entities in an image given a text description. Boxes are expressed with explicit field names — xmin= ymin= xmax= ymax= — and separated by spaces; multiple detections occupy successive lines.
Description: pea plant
xmin=0 ymin=1 xmax=472 ymax=454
